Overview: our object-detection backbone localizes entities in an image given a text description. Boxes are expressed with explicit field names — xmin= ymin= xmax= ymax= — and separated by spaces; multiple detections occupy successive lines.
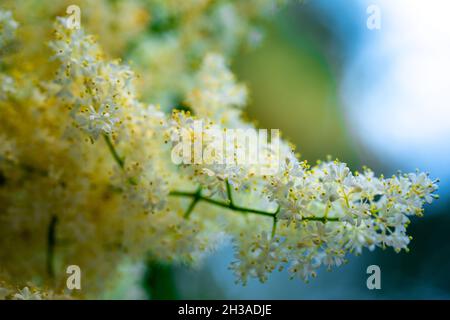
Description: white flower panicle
xmin=0 ymin=1 xmax=441 ymax=298
xmin=230 ymin=231 xmax=285 ymax=284
xmin=50 ymin=18 xmax=137 ymax=140
xmin=188 ymin=53 xmax=247 ymax=120
xmin=167 ymin=105 xmax=438 ymax=284
xmin=113 ymin=160 xmax=168 ymax=214
xmin=168 ymin=110 xmax=282 ymax=198
xmin=229 ymin=159 xmax=439 ymax=284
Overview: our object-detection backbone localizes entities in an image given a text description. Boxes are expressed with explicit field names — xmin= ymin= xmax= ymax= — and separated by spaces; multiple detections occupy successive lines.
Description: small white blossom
xmin=13 ymin=287 xmax=42 ymax=300
xmin=0 ymin=10 xmax=18 ymax=51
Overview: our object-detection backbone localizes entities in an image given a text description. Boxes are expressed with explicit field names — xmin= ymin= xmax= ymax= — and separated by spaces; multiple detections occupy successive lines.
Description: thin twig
xmin=226 ymin=179 xmax=234 ymax=206
xmin=183 ymin=187 xmax=202 ymax=218
xmin=103 ymin=134 xmax=124 ymax=169
xmin=46 ymin=215 xmax=58 ymax=278
xmin=271 ymin=215 xmax=278 ymax=238
xmin=169 ymin=190 xmax=339 ymax=223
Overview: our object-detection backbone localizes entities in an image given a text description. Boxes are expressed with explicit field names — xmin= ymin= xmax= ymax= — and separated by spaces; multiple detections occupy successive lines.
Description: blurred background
xmin=141 ymin=0 xmax=450 ymax=299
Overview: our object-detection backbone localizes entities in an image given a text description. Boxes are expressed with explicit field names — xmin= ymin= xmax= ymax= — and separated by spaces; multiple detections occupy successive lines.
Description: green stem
xmin=169 ymin=190 xmax=339 ymax=223
xmin=47 ymin=215 xmax=58 ymax=278
xmin=183 ymin=187 xmax=202 ymax=218
xmin=171 ymin=190 xmax=275 ymax=217
xmin=226 ymin=179 xmax=234 ymax=206
xmin=271 ymin=215 xmax=278 ymax=238
xmin=103 ymin=134 xmax=124 ymax=169
xmin=201 ymin=196 xmax=275 ymax=217
xmin=103 ymin=134 xmax=139 ymax=186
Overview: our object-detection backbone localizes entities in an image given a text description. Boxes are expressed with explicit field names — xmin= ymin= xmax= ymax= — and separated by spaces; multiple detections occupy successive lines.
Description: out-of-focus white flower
xmin=0 ymin=10 xmax=18 ymax=51
xmin=188 ymin=53 xmax=247 ymax=120
xmin=13 ymin=287 xmax=42 ymax=300
xmin=0 ymin=75 xmax=15 ymax=100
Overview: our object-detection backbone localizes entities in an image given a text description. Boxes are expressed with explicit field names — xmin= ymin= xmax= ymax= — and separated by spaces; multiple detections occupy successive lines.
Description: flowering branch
xmin=0 ymin=3 xmax=441 ymax=297
xmin=103 ymin=134 xmax=339 ymax=226
xmin=168 ymin=190 xmax=338 ymax=223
